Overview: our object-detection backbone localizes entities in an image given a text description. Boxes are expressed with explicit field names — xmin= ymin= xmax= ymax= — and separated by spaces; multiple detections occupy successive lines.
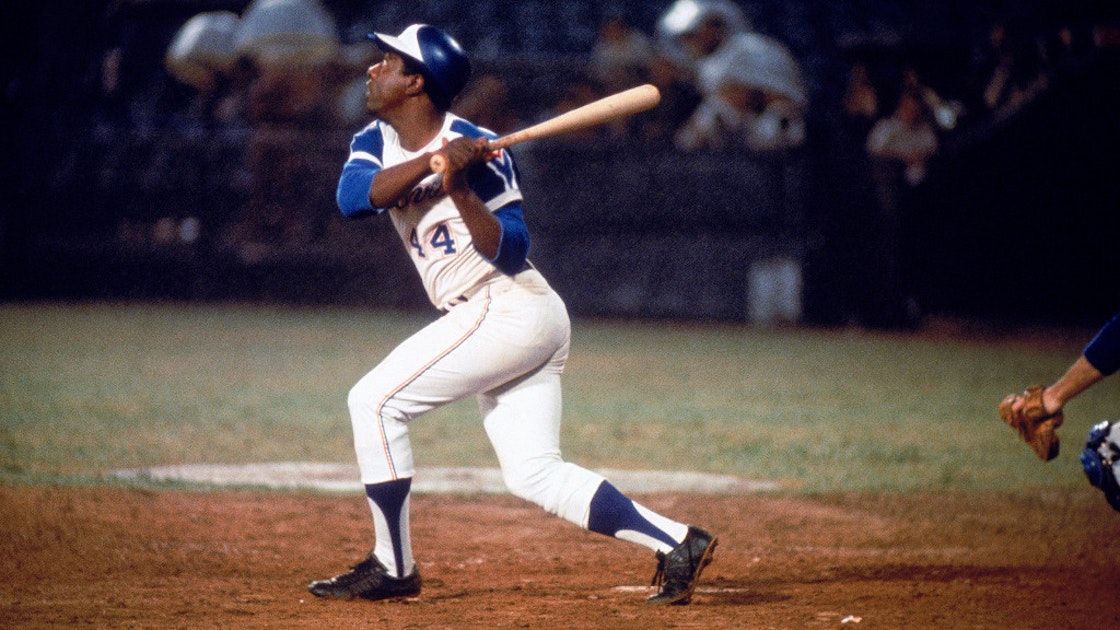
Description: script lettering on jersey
xmin=393 ymin=179 xmax=445 ymax=211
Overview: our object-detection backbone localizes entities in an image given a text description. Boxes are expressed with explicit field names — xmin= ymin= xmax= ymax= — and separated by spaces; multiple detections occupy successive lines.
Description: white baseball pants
xmin=348 ymin=269 xmax=605 ymax=526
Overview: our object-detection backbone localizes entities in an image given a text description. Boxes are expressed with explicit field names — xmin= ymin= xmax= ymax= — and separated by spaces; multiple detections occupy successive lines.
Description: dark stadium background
xmin=2 ymin=0 xmax=1118 ymax=327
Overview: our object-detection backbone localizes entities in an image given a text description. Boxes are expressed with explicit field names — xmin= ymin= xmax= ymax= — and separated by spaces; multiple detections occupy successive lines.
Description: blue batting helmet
xmin=371 ymin=24 xmax=471 ymax=111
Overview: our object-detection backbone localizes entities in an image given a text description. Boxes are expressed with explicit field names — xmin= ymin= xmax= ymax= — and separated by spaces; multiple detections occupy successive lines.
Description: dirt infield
xmin=2 ymin=484 xmax=1119 ymax=629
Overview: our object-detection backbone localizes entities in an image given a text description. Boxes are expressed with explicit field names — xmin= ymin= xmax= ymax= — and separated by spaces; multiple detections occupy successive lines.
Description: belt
xmin=440 ymin=261 xmax=534 ymax=313
xmin=442 ymin=293 xmax=474 ymax=311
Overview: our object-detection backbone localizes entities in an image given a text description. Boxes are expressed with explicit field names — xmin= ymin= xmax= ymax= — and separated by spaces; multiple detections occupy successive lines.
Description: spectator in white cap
xmin=656 ymin=0 xmax=750 ymax=75
xmin=674 ymin=30 xmax=808 ymax=152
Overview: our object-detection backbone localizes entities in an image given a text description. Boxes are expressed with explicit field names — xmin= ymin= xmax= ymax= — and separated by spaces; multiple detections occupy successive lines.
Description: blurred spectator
xmin=900 ymin=64 xmax=963 ymax=132
xmin=866 ymin=89 xmax=938 ymax=188
xmin=223 ymin=60 xmax=335 ymax=257
xmin=841 ymin=59 xmax=879 ymax=136
xmin=540 ymin=73 xmax=609 ymax=143
xmin=587 ymin=14 xmax=662 ymax=141
xmin=858 ymin=88 xmax=938 ymax=329
xmin=635 ymin=52 xmax=701 ymax=146
xmin=642 ymin=0 xmax=749 ymax=146
xmin=248 ymin=63 xmax=331 ymax=126
xmin=589 ymin=13 xmax=655 ymax=95
xmin=164 ymin=10 xmax=242 ymax=127
xmin=975 ymin=18 xmax=1049 ymax=119
xmin=1036 ymin=21 xmax=1101 ymax=81
xmin=96 ymin=46 xmax=126 ymax=127
xmin=1043 ymin=24 xmax=1084 ymax=76
xmin=454 ymin=73 xmax=520 ymax=136
xmin=674 ymin=31 xmax=808 ymax=152
xmin=655 ymin=0 xmax=807 ymax=153
xmin=208 ymin=56 xmax=259 ymax=129
xmin=216 ymin=0 xmax=341 ymax=255
xmin=814 ymin=54 xmax=884 ymax=327
xmin=656 ymin=0 xmax=750 ymax=80
xmin=174 ymin=55 xmax=260 ymax=130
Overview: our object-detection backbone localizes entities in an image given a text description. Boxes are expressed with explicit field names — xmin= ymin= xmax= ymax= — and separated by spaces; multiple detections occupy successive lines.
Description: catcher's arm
xmin=1044 ymin=355 xmax=1106 ymax=413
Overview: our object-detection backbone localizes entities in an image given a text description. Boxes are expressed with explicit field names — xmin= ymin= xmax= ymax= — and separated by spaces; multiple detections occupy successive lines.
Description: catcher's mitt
xmin=998 ymin=385 xmax=1063 ymax=461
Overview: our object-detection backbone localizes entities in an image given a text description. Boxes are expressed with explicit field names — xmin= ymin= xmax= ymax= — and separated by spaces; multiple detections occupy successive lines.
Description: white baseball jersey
xmin=339 ymin=113 xmax=523 ymax=310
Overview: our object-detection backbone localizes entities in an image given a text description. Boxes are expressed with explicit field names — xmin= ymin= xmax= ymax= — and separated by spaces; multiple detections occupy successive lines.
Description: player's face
xmin=365 ymin=52 xmax=413 ymax=115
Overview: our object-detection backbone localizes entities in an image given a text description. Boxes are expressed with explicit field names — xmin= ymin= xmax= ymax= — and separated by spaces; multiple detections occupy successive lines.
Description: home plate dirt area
xmin=1 ymin=475 xmax=1118 ymax=628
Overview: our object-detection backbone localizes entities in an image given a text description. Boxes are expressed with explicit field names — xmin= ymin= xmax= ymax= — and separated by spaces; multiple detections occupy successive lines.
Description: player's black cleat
xmin=646 ymin=525 xmax=717 ymax=605
xmin=308 ymin=552 xmax=421 ymax=601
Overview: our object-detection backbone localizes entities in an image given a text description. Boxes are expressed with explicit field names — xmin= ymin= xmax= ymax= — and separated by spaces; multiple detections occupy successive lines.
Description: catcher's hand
xmin=998 ymin=385 xmax=1063 ymax=461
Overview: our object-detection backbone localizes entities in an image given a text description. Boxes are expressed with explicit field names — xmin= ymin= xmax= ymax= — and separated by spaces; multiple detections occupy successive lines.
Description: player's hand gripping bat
xmin=429 ymin=83 xmax=661 ymax=174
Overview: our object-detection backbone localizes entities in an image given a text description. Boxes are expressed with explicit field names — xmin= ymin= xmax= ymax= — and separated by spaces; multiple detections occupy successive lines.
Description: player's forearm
xmin=448 ymin=189 xmax=501 ymax=259
xmin=1044 ymin=355 xmax=1105 ymax=413
xmin=368 ymin=154 xmax=438 ymax=209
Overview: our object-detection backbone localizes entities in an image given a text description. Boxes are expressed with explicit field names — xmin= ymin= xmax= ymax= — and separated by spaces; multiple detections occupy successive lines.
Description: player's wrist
xmin=1041 ymin=388 xmax=1064 ymax=416
xmin=445 ymin=185 xmax=475 ymax=203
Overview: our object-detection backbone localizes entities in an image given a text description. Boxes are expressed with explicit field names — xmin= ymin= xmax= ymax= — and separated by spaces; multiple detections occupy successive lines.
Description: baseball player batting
xmin=307 ymin=24 xmax=717 ymax=604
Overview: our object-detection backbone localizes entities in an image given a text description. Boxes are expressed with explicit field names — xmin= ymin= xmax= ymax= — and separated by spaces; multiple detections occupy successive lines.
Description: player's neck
xmin=388 ymin=103 xmax=446 ymax=152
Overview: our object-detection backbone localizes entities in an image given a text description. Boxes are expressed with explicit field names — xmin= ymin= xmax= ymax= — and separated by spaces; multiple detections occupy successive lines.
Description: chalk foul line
xmin=111 ymin=462 xmax=779 ymax=494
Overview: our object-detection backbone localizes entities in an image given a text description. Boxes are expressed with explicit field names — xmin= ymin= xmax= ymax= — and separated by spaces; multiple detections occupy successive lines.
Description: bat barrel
xmin=430 ymin=83 xmax=660 ymax=174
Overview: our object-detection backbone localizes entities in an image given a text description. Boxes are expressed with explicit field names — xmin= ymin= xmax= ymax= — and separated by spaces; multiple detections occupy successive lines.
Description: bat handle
xmin=429 ymin=141 xmax=501 ymax=174
xmin=429 ymin=152 xmax=448 ymax=174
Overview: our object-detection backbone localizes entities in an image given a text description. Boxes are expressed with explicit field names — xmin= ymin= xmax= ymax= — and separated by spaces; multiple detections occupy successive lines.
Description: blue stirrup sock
xmin=587 ymin=481 xmax=687 ymax=552
xmin=364 ymin=478 xmax=413 ymax=578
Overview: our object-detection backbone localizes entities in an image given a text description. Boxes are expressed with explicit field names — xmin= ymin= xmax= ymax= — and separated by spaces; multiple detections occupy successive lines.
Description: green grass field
xmin=1 ymin=302 xmax=1115 ymax=493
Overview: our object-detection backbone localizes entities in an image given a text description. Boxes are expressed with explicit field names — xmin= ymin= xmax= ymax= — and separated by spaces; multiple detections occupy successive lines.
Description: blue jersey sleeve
xmin=490 ymin=203 xmax=530 ymax=275
xmin=1085 ymin=311 xmax=1120 ymax=376
xmin=336 ymin=124 xmax=385 ymax=218
xmin=337 ymin=160 xmax=378 ymax=218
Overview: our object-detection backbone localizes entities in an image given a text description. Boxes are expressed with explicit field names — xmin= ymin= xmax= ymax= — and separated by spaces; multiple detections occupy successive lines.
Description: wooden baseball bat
xmin=430 ymin=83 xmax=661 ymax=173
